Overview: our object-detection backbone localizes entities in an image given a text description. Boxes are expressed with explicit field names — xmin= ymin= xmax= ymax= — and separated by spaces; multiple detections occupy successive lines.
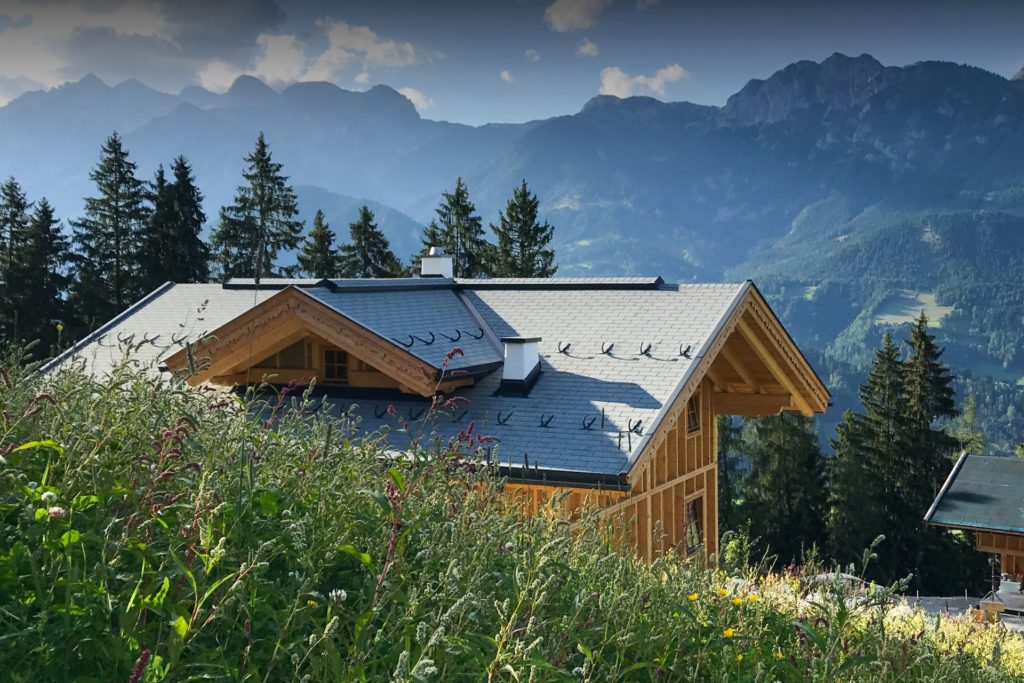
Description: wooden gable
xmin=161 ymin=287 xmax=470 ymax=396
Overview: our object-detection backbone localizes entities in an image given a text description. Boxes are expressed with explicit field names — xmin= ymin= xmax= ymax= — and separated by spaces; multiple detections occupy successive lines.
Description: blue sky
xmin=0 ymin=0 xmax=1022 ymax=124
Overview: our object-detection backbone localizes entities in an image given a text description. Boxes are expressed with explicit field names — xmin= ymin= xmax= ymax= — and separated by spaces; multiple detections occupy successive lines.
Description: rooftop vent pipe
xmin=420 ymin=246 xmax=454 ymax=278
xmin=498 ymin=336 xmax=542 ymax=396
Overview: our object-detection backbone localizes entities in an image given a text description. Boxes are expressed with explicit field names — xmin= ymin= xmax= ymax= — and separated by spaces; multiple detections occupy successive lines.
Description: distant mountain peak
xmin=724 ymin=52 xmax=890 ymax=125
xmin=225 ymin=75 xmax=278 ymax=103
xmin=1012 ymin=65 xmax=1024 ymax=81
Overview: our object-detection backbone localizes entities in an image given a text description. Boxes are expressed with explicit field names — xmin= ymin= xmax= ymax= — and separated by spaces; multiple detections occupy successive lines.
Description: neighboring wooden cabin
xmin=46 ymin=250 xmax=829 ymax=562
xmin=926 ymin=454 xmax=1024 ymax=576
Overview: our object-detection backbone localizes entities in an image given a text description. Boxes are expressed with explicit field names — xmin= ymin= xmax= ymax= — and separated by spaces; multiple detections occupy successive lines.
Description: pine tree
xmin=210 ymin=133 xmax=303 ymax=280
xmin=418 ymin=178 xmax=490 ymax=278
xmin=69 ymin=132 xmax=151 ymax=330
xmin=739 ymin=414 xmax=827 ymax=566
xmin=947 ymin=395 xmax=984 ymax=454
xmin=5 ymin=199 xmax=69 ymax=354
xmin=0 ymin=177 xmax=33 ymax=340
xmin=490 ymin=180 xmax=557 ymax=277
xmin=137 ymin=156 xmax=209 ymax=287
xmin=297 ymin=210 xmax=339 ymax=278
xmin=339 ymin=206 xmax=405 ymax=278
xmin=827 ymin=334 xmax=915 ymax=582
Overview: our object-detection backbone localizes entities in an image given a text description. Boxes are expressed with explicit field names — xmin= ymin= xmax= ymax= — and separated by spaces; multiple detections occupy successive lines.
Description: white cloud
xmin=543 ymin=0 xmax=613 ymax=32
xmin=576 ymin=38 xmax=599 ymax=57
xmin=398 ymin=86 xmax=432 ymax=111
xmin=599 ymin=63 xmax=689 ymax=98
xmin=198 ymin=33 xmax=305 ymax=91
xmin=500 ymin=69 xmax=514 ymax=83
xmin=304 ymin=19 xmax=416 ymax=83
xmin=525 ymin=48 xmax=541 ymax=62
xmin=354 ymin=71 xmax=371 ymax=84
xmin=636 ymin=0 xmax=660 ymax=9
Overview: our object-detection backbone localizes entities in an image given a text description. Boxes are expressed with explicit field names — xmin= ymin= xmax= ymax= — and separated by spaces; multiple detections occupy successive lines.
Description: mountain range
xmin=2 ymin=52 xmax=1022 ymax=446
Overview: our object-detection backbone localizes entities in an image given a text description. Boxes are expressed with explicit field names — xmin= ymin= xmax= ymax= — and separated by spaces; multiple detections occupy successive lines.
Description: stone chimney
xmin=420 ymin=246 xmax=454 ymax=278
xmin=498 ymin=336 xmax=542 ymax=395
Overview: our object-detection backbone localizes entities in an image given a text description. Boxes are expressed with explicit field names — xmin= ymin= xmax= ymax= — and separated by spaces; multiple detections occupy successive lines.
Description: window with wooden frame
xmin=686 ymin=395 xmax=701 ymax=433
xmin=323 ymin=349 xmax=348 ymax=384
xmin=684 ymin=498 xmax=703 ymax=556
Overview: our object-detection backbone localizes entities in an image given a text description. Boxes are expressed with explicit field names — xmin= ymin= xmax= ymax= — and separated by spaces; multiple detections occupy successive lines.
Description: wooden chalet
xmin=926 ymin=453 xmax=1024 ymax=576
xmin=47 ymin=249 xmax=830 ymax=561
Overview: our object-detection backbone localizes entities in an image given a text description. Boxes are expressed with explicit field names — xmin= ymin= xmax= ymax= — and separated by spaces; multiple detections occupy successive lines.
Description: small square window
xmin=686 ymin=395 xmax=700 ymax=433
xmin=323 ymin=350 xmax=348 ymax=384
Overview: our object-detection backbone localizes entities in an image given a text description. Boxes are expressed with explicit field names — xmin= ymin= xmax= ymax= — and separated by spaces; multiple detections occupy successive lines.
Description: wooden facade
xmin=164 ymin=283 xmax=828 ymax=563
xmin=976 ymin=531 xmax=1024 ymax=576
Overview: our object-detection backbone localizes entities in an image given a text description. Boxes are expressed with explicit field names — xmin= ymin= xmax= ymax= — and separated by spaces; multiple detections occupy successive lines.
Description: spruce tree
xmin=211 ymin=133 xmax=303 ymax=280
xmin=339 ymin=206 xmax=405 ymax=278
xmin=739 ymin=413 xmax=826 ymax=566
xmin=716 ymin=415 xmax=744 ymax=536
xmin=69 ymin=132 xmax=150 ymax=330
xmin=5 ymin=199 xmax=69 ymax=354
xmin=0 ymin=178 xmax=33 ymax=340
xmin=418 ymin=178 xmax=490 ymax=278
xmin=297 ymin=210 xmax=339 ymax=278
xmin=139 ymin=158 xmax=210 ymax=290
xmin=490 ymin=180 xmax=557 ymax=277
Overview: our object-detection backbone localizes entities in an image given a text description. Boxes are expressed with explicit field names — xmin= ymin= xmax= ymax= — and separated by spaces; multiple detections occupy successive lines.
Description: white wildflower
xmin=47 ymin=506 xmax=66 ymax=520
xmin=41 ymin=491 xmax=57 ymax=504
xmin=329 ymin=588 xmax=347 ymax=606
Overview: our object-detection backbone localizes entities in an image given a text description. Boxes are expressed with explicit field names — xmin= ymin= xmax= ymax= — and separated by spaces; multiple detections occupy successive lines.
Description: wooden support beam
xmin=705 ymin=363 xmax=728 ymax=391
xmin=736 ymin=315 xmax=816 ymax=416
xmin=713 ymin=391 xmax=793 ymax=416
xmin=720 ymin=344 xmax=760 ymax=392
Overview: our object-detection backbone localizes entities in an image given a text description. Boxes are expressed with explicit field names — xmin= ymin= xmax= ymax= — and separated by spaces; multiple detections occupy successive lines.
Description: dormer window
xmin=687 ymin=395 xmax=700 ymax=433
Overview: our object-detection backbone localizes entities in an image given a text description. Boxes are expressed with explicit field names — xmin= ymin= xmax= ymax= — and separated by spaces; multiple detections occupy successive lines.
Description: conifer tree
xmin=827 ymin=334 xmax=914 ymax=582
xmin=739 ymin=414 xmax=826 ymax=566
xmin=297 ymin=210 xmax=339 ymax=278
xmin=210 ymin=133 xmax=302 ymax=280
xmin=339 ymin=206 xmax=405 ymax=278
xmin=5 ymin=199 xmax=69 ymax=354
xmin=69 ymin=132 xmax=150 ymax=329
xmin=0 ymin=177 xmax=33 ymax=340
xmin=418 ymin=178 xmax=490 ymax=278
xmin=136 ymin=155 xmax=208 ymax=287
xmin=490 ymin=180 xmax=557 ymax=277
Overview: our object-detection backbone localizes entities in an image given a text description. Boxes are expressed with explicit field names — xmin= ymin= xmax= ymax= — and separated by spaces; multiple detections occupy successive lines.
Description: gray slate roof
xmin=47 ymin=277 xmax=749 ymax=479
xmin=925 ymin=454 xmax=1024 ymax=535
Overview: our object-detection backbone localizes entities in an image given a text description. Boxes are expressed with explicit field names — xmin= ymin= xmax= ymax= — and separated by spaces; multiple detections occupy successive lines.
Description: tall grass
xmin=1 ymin=349 xmax=1022 ymax=681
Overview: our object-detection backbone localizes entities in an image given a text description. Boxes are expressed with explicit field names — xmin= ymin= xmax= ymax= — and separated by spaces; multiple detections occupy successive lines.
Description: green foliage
xmin=489 ymin=179 xmax=557 ymax=277
xmin=418 ymin=177 xmax=490 ymax=278
xmin=139 ymin=157 xmax=210 ymax=290
xmin=338 ymin=205 xmax=405 ymax=278
xmin=737 ymin=414 xmax=827 ymax=567
xmin=297 ymin=209 xmax=339 ymax=278
xmin=1 ymin=357 xmax=1020 ymax=680
xmin=3 ymin=198 xmax=70 ymax=356
xmin=716 ymin=415 xmax=743 ymax=535
xmin=69 ymin=131 xmax=151 ymax=331
xmin=211 ymin=132 xmax=303 ymax=280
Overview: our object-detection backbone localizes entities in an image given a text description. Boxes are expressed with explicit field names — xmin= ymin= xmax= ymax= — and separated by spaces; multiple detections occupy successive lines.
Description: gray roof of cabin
xmin=46 ymin=278 xmax=749 ymax=478
xmin=925 ymin=454 xmax=1024 ymax=535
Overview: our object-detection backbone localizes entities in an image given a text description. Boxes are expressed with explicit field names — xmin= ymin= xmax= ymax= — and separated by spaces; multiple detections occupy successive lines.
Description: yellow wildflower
xmin=748 ymin=594 xmax=759 ymax=603
xmin=736 ymin=654 xmax=744 ymax=662
xmin=688 ymin=593 xmax=698 ymax=602
xmin=723 ymin=628 xmax=735 ymax=638
xmin=307 ymin=599 xmax=318 ymax=607
xmin=774 ymin=649 xmax=784 ymax=660
xmin=731 ymin=597 xmax=742 ymax=606
xmin=717 ymin=587 xmax=729 ymax=597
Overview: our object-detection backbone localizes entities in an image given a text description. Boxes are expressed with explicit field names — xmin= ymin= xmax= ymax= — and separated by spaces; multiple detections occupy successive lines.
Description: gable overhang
xmin=622 ymin=281 xmax=830 ymax=477
xmin=161 ymin=286 xmax=469 ymax=397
